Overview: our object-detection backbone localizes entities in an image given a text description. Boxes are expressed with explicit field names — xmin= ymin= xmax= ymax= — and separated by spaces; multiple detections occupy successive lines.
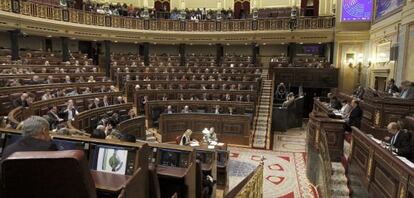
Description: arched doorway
xmin=154 ymin=0 xmax=170 ymax=18
xmin=234 ymin=0 xmax=250 ymax=19
xmin=301 ymin=0 xmax=319 ymax=16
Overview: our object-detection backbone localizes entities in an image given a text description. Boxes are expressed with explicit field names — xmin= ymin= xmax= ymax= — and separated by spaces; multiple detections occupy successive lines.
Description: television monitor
xmin=341 ymin=0 xmax=373 ymax=22
xmin=90 ymin=144 xmax=137 ymax=175
xmin=53 ymin=139 xmax=87 ymax=151
xmin=196 ymin=151 xmax=213 ymax=164
xmin=158 ymin=148 xmax=190 ymax=168
xmin=217 ymin=151 xmax=228 ymax=167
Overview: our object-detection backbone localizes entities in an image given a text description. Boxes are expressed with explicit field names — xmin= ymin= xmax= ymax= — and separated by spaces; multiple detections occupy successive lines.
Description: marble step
xmin=331 ymin=175 xmax=348 ymax=186
xmin=332 ymin=162 xmax=346 ymax=174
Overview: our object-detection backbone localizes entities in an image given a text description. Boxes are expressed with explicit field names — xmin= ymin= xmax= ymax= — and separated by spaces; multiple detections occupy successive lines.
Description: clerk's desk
xmin=308 ymin=98 xmax=345 ymax=161
xmin=349 ymin=127 xmax=414 ymax=198
xmin=159 ymin=113 xmax=251 ymax=145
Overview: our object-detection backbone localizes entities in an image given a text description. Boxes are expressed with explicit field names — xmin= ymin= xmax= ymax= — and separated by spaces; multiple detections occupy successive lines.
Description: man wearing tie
xmin=384 ymin=122 xmax=412 ymax=160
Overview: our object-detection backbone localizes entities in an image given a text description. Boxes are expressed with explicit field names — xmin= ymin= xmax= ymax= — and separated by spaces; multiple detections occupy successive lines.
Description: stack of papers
xmin=190 ymin=142 xmax=200 ymax=147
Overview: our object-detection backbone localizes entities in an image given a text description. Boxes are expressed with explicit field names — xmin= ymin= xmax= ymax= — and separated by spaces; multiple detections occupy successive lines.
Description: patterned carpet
xmin=228 ymin=128 xmax=318 ymax=198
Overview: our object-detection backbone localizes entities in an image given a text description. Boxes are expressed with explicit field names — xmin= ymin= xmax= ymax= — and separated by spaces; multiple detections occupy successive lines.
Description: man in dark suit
xmin=400 ymin=81 xmax=414 ymax=100
xmin=385 ymin=79 xmax=399 ymax=94
xmin=13 ymin=93 xmax=29 ymax=108
xmin=1 ymin=116 xmax=57 ymax=162
xmin=384 ymin=122 xmax=412 ymax=159
xmin=47 ymin=106 xmax=63 ymax=129
xmin=114 ymin=96 xmax=125 ymax=104
xmin=344 ymin=99 xmax=363 ymax=132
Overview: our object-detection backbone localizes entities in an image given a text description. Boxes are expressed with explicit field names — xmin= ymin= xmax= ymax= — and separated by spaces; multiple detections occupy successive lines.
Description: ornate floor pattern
xmin=228 ymin=128 xmax=318 ymax=198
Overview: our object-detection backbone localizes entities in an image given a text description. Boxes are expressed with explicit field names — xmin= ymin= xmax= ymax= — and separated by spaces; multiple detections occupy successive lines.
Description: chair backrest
xmin=1 ymin=150 xmax=96 ymax=198
xmin=148 ymin=166 xmax=161 ymax=198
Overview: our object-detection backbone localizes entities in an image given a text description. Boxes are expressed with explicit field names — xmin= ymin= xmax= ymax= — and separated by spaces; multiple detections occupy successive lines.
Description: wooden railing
xmin=307 ymin=115 xmax=332 ymax=198
xmin=0 ymin=0 xmax=335 ymax=32
xmin=225 ymin=161 xmax=263 ymax=198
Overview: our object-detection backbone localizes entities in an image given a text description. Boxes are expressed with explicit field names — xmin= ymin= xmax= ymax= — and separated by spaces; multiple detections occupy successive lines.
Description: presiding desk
xmin=268 ymin=66 xmax=339 ymax=88
xmin=360 ymin=89 xmax=414 ymax=139
xmin=159 ymin=113 xmax=251 ymax=145
xmin=350 ymin=127 xmax=414 ymax=198
xmin=308 ymin=98 xmax=345 ymax=161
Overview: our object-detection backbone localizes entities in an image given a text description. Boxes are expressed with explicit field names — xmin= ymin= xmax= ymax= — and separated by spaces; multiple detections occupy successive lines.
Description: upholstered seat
xmin=1 ymin=150 xmax=97 ymax=198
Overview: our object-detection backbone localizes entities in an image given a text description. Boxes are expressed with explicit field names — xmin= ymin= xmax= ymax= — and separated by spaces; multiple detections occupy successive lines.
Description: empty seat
xmin=1 ymin=150 xmax=97 ymax=198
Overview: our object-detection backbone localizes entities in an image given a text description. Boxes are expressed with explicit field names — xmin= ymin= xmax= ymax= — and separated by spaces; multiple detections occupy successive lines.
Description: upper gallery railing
xmin=0 ymin=0 xmax=335 ymax=32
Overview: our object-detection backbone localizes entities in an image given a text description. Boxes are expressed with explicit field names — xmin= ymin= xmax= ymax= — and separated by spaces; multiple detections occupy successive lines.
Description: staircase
xmin=330 ymin=162 xmax=350 ymax=198
xmin=252 ymin=67 xmax=274 ymax=149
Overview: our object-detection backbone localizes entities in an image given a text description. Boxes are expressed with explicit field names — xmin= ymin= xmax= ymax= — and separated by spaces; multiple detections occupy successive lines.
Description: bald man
xmin=384 ymin=122 xmax=412 ymax=159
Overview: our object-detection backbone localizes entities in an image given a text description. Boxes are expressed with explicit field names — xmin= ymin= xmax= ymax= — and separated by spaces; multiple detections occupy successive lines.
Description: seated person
xmin=340 ymin=100 xmax=352 ymax=117
xmin=47 ymin=106 xmax=64 ymax=129
xmin=164 ymin=105 xmax=174 ymax=114
xmin=1 ymin=116 xmax=57 ymax=162
xmin=29 ymin=75 xmax=43 ymax=85
xmin=399 ymin=81 xmax=414 ymax=99
xmin=104 ymin=124 xmax=121 ymax=140
xmin=179 ymin=129 xmax=195 ymax=146
xmin=282 ymin=92 xmax=295 ymax=108
xmin=385 ymin=78 xmax=399 ymax=94
xmin=13 ymin=93 xmax=29 ymax=108
xmin=181 ymin=105 xmax=192 ymax=113
xmin=384 ymin=122 xmax=412 ymax=160
xmin=88 ymin=98 xmax=101 ymax=109
xmin=62 ymin=100 xmax=79 ymax=121
xmin=41 ymin=90 xmax=54 ymax=101
xmin=202 ymin=127 xmax=218 ymax=144
xmin=275 ymin=83 xmax=287 ymax=102
xmin=344 ymin=99 xmax=362 ymax=132
xmin=329 ymin=95 xmax=342 ymax=110
xmin=115 ymin=96 xmax=125 ymax=104
xmin=102 ymin=95 xmax=110 ymax=107
xmin=91 ymin=125 xmax=106 ymax=139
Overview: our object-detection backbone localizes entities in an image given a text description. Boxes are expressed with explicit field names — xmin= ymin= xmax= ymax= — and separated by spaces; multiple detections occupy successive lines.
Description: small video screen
xmin=158 ymin=148 xmax=190 ymax=168
xmin=53 ymin=139 xmax=86 ymax=151
xmin=90 ymin=144 xmax=136 ymax=175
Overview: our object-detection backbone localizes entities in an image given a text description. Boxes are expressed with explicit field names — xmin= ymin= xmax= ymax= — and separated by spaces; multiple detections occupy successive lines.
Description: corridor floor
xmin=227 ymin=127 xmax=318 ymax=198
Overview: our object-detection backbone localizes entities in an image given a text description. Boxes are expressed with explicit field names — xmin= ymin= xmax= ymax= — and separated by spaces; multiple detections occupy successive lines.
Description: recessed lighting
xmin=299 ymin=42 xmax=303 ymax=44
xmin=208 ymin=43 xmax=212 ymax=45
xmin=281 ymin=42 xmax=285 ymax=45
xmin=318 ymin=42 xmax=322 ymax=44
xmin=47 ymin=35 xmax=52 ymax=38
xmin=114 ymin=41 xmax=118 ymax=43
xmin=262 ymin=43 xmax=267 ymax=45
xmin=226 ymin=43 xmax=230 ymax=46
xmin=93 ymin=39 xmax=97 ymax=42
xmin=134 ymin=41 xmax=138 ymax=44
xmin=71 ymin=37 xmax=76 ymax=40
